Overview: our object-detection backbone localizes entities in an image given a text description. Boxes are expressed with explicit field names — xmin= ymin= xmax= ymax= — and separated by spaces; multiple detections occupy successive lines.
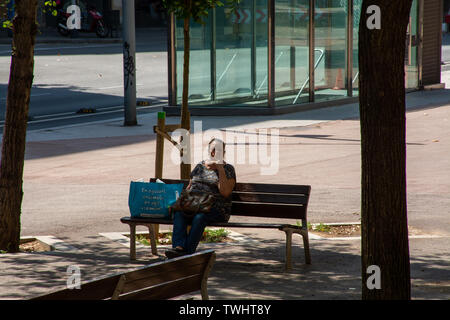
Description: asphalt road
xmin=0 ymin=30 xmax=168 ymax=130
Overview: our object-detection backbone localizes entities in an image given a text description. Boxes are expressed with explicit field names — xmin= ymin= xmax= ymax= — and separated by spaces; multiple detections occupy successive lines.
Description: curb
xmin=99 ymin=228 xmax=260 ymax=250
xmin=0 ymin=38 xmax=122 ymax=45
xmin=14 ymin=236 xmax=79 ymax=253
xmin=307 ymin=222 xmax=449 ymax=241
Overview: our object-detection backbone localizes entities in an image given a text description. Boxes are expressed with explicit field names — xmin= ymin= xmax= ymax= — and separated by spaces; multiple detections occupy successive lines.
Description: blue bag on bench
xmin=128 ymin=181 xmax=184 ymax=219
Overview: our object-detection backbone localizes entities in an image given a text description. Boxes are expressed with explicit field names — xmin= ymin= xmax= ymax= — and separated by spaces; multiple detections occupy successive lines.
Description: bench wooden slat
xmin=149 ymin=178 xmax=189 ymax=186
xmin=32 ymin=274 xmax=122 ymax=300
xmin=231 ymin=202 xmax=306 ymax=219
xmin=232 ymin=192 xmax=308 ymax=205
xmin=123 ymin=258 xmax=211 ymax=293
xmin=149 ymin=178 xmax=311 ymax=196
xmin=118 ymin=274 xmax=203 ymax=300
xmin=234 ymin=183 xmax=311 ymax=195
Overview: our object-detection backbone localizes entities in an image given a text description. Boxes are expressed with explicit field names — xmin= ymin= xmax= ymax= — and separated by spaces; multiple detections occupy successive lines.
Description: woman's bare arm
xmin=216 ymin=166 xmax=235 ymax=198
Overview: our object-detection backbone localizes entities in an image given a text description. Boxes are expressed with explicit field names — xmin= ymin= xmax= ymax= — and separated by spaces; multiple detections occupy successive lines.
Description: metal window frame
xmin=211 ymin=8 xmax=217 ymax=101
xmin=417 ymin=0 xmax=424 ymax=88
xmin=346 ymin=0 xmax=354 ymax=97
xmin=309 ymin=0 xmax=315 ymax=103
xmin=268 ymin=0 xmax=275 ymax=107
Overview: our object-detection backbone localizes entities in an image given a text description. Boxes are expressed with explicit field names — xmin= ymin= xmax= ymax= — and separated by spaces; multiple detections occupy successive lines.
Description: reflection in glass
xmin=405 ymin=0 xmax=419 ymax=89
xmin=314 ymin=0 xmax=348 ymax=102
xmin=275 ymin=0 xmax=310 ymax=106
xmin=175 ymin=0 xmax=269 ymax=107
xmin=172 ymin=0 xmax=420 ymax=108
xmin=176 ymin=15 xmax=212 ymax=105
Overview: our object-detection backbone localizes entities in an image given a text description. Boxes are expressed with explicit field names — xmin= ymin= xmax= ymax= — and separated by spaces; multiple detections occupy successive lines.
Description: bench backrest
xmin=32 ymin=250 xmax=216 ymax=300
xmin=150 ymin=178 xmax=311 ymax=220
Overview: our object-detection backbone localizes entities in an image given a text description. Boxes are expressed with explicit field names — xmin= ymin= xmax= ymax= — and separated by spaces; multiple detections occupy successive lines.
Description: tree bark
xmin=0 ymin=0 xmax=38 ymax=252
xmin=180 ymin=0 xmax=192 ymax=179
xmin=359 ymin=0 xmax=412 ymax=299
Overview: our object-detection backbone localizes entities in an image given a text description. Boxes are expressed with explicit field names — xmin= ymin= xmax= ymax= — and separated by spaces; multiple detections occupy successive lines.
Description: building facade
xmin=165 ymin=0 xmax=443 ymax=116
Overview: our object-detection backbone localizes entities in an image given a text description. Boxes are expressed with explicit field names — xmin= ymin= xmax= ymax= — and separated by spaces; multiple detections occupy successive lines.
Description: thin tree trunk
xmin=180 ymin=0 xmax=192 ymax=179
xmin=0 ymin=0 xmax=38 ymax=252
xmin=359 ymin=0 xmax=412 ymax=299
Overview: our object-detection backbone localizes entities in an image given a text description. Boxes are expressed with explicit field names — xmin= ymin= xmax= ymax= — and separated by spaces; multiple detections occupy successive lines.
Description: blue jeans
xmin=172 ymin=208 xmax=228 ymax=254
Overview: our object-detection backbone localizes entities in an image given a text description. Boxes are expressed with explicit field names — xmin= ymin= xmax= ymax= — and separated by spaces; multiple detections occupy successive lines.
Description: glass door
xmin=314 ymin=0 xmax=348 ymax=102
xmin=214 ymin=0 xmax=269 ymax=105
xmin=405 ymin=0 xmax=419 ymax=89
xmin=274 ymin=0 xmax=310 ymax=106
xmin=175 ymin=15 xmax=212 ymax=104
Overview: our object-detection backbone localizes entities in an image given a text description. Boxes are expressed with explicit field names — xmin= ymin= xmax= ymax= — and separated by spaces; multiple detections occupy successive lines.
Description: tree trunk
xmin=180 ymin=0 xmax=192 ymax=179
xmin=0 ymin=0 xmax=38 ymax=252
xmin=359 ymin=0 xmax=412 ymax=299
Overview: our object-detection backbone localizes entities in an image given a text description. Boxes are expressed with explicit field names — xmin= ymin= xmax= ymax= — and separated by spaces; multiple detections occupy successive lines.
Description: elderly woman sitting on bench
xmin=165 ymin=138 xmax=236 ymax=259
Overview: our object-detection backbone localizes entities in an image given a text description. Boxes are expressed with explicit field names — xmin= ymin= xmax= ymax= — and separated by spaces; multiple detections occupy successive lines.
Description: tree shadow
xmin=1 ymin=233 xmax=447 ymax=300
xmin=24 ymin=135 xmax=156 ymax=160
xmin=0 ymin=83 xmax=165 ymax=121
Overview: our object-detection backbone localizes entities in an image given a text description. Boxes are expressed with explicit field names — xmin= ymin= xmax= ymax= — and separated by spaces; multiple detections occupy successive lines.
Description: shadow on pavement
xmin=0 ymin=83 xmax=164 ymax=121
xmin=1 ymin=234 xmax=448 ymax=300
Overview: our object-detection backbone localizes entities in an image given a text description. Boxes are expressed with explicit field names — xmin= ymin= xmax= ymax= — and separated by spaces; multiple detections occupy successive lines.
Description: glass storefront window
xmin=171 ymin=0 xmax=420 ymax=109
xmin=352 ymin=0 xmax=362 ymax=96
xmin=314 ymin=0 xmax=348 ymax=102
xmin=175 ymin=0 xmax=269 ymax=107
xmin=176 ymin=15 xmax=212 ymax=105
xmin=406 ymin=0 xmax=419 ymax=89
xmin=215 ymin=0 xmax=268 ymax=105
xmin=275 ymin=0 xmax=310 ymax=106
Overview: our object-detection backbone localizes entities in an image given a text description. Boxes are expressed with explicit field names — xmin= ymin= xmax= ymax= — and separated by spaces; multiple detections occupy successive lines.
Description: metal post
xmin=346 ymin=0 xmax=353 ymax=97
xmin=211 ymin=9 xmax=217 ymax=101
xmin=418 ymin=0 xmax=424 ymax=88
xmin=122 ymin=0 xmax=137 ymax=126
xmin=268 ymin=0 xmax=275 ymax=107
xmin=309 ymin=0 xmax=315 ymax=102
xmin=251 ymin=0 xmax=256 ymax=97
xmin=290 ymin=0 xmax=296 ymax=91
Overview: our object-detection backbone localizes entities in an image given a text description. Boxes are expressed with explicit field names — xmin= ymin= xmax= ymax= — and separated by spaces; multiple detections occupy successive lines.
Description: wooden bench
xmin=121 ymin=179 xmax=312 ymax=270
xmin=31 ymin=250 xmax=216 ymax=300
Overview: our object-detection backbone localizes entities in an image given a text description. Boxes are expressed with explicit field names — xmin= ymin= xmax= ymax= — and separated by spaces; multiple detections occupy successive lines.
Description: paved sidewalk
xmin=0 ymin=79 xmax=449 ymax=299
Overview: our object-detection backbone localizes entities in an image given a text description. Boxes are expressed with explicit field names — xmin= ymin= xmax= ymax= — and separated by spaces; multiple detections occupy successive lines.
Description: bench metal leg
xmin=130 ymin=224 xmax=136 ymax=261
xmin=302 ymin=230 xmax=311 ymax=264
xmin=201 ymin=253 xmax=216 ymax=300
xmin=282 ymin=227 xmax=312 ymax=268
xmin=147 ymin=224 xmax=158 ymax=255
xmin=284 ymin=229 xmax=293 ymax=270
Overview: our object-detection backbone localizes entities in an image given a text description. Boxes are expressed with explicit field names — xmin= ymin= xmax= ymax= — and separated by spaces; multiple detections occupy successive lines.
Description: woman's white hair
xmin=208 ymin=137 xmax=226 ymax=156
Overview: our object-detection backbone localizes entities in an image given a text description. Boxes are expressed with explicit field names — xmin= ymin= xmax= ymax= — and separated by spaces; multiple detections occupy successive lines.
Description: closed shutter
xmin=422 ymin=0 xmax=443 ymax=85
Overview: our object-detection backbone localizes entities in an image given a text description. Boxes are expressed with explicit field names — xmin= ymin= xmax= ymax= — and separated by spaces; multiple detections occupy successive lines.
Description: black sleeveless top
xmin=189 ymin=161 xmax=236 ymax=219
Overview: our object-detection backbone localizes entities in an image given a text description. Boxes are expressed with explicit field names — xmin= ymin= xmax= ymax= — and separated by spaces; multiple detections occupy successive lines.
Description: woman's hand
xmin=204 ymin=160 xmax=222 ymax=171
xmin=215 ymin=164 xmax=235 ymax=198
